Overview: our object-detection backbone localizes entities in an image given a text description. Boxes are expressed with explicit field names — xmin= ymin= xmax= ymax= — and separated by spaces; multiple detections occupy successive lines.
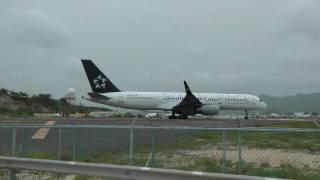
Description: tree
xmin=59 ymin=98 xmax=67 ymax=103
xmin=0 ymin=88 xmax=8 ymax=96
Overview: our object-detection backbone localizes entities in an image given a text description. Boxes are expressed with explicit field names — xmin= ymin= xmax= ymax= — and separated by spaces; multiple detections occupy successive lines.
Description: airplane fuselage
xmin=88 ymin=91 xmax=267 ymax=112
xmin=81 ymin=59 xmax=267 ymax=118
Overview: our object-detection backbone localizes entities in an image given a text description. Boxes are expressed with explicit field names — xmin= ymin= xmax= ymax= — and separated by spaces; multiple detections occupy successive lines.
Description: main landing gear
xmin=169 ymin=112 xmax=176 ymax=119
xmin=237 ymin=110 xmax=248 ymax=128
xmin=168 ymin=112 xmax=188 ymax=119
xmin=244 ymin=109 xmax=249 ymax=120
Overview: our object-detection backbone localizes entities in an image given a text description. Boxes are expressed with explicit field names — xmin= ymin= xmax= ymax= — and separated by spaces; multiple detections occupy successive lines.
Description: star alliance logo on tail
xmin=93 ymin=75 xmax=107 ymax=89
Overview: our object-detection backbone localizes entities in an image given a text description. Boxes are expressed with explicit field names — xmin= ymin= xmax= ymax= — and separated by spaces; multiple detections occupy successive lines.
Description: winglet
xmin=184 ymin=81 xmax=192 ymax=95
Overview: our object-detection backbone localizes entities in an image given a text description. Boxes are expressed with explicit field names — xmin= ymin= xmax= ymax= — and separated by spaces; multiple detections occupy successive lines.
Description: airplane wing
xmin=172 ymin=81 xmax=203 ymax=115
xmin=157 ymin=101 xmax=179 ymax=110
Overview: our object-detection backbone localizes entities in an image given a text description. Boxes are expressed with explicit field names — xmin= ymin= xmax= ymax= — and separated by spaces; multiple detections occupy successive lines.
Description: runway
xmin=0 ymin=117 xmax=294 ymax=127
xmin=0 ymin=117 xmax=311 ymax=159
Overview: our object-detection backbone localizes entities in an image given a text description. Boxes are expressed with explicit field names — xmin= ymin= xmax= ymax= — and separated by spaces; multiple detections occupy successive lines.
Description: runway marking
xmin=31 ymin=120 xmax=56 ymax=140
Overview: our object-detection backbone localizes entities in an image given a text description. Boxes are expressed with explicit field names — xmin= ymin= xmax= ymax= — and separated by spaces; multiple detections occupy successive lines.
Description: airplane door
xmin=118 ymin=94 xmax=125 ymax=103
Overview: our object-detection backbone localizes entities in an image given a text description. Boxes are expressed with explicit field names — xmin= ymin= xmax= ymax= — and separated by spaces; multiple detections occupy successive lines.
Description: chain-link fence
xmin=0 ymin=124 xmax=319 ymax=179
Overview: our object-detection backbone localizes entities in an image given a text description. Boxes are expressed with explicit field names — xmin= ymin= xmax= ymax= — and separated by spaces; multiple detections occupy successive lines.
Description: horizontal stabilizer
xmin=88 ymin=92 xmax=110 ymax=100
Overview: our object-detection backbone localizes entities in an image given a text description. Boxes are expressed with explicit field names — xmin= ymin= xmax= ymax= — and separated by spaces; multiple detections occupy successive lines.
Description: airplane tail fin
xmin=81 ymin=59 xmax=121 ymax=93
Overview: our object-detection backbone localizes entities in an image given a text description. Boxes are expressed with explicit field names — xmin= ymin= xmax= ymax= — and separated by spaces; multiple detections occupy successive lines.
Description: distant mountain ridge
xmin=260 ymin=93 xmax=320 ymax=113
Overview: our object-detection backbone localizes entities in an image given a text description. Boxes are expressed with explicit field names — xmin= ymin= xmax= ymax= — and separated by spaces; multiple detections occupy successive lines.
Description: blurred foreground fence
xmin=0 ymin=124 xmax=319 ymax=179
xmin=0 ymin=156 xmax=267 ymax=180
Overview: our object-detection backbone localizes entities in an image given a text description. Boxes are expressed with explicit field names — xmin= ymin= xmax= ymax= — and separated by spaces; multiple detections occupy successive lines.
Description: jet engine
xmin=197 ymin=105 xmax=220 ymax=115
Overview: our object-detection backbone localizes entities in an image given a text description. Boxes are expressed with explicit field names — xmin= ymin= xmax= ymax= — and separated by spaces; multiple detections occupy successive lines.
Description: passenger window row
xmin=127 ymin=97 xmax=153 ymax=100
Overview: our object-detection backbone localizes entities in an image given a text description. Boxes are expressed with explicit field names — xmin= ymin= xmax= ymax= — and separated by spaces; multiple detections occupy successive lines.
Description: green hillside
xmin=0 ymin=88 xmax=109 ymax=118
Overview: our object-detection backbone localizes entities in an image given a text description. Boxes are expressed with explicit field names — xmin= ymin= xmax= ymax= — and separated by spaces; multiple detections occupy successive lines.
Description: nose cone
xmin=258 ymin=102 xmax=267 ymax=109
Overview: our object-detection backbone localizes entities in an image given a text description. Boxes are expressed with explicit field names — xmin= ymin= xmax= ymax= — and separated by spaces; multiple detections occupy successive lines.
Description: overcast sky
xmin=0 ymin=0 xmax=320 ymax=99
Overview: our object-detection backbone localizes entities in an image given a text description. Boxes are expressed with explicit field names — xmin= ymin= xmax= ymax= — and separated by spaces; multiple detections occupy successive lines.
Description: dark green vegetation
xmin=0 ymin=88 xmax=109 ymax=118
xmin=0 ymin=108 xmax=33 ymax=117
xmin=259 ymin=121 xmax=318 ymax=128
xmin=260 ymin=93 xmax=320 ymax=113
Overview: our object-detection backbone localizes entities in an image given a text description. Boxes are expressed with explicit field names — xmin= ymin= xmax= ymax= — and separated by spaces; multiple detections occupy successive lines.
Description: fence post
xmin=222 ymin=131 xmax=226 ymax=173
xmin=72 ymin=127 xmax=76 ymax=161
xmin=21 ymin=126 xmax=25 ymax=155
xmin=58 ymin=128 xmax=62 ymax=160
xmin=129 ymin=124 xmax=134 ymax=165
xmin=11 ymin=128 xmax=16 ymax=156
xmin=10 ymin=128 xmax=16 ymax=180
xmin=129 ymin=118 xmax=136 ymax=165
xmin=237 ymin=131 xmax=242 ymax=174
xmin=150 ymin=133 xmax=155 ymax=166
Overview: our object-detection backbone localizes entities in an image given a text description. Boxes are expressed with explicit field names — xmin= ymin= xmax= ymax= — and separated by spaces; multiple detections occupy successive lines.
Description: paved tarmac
xmin=0 ymin=117 xmax=294 ymax=127
xmin=0 ymin=117 xmax=310 ymax=160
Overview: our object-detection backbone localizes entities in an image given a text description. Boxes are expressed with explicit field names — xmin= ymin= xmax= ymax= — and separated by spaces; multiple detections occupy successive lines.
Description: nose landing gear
xmin=245 ymin=109 xmax=249 ymax=120
xmin=169 ymin=112 xmax=177 ymax=119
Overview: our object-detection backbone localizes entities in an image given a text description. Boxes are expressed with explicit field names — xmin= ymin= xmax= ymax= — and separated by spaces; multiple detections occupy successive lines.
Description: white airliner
xmin=81 ymin=60 xmax=267 ymax=119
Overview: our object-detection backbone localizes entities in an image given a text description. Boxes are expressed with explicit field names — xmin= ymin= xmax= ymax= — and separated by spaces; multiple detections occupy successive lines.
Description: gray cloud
xmin=2 ymin=7 xmax=71 ymax=48
xmin=283 ymin=0 xmax=320 ymax=42
xmin=0 ymin=0 xmax=320 ymax=99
